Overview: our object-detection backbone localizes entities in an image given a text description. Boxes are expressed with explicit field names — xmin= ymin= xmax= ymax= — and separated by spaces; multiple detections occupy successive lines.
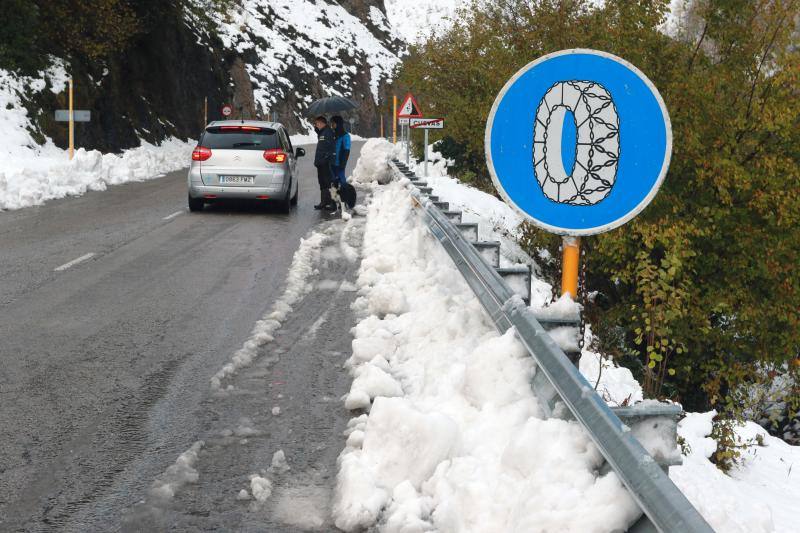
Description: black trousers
xmin=316 ymin=164 xmax=333 ymax=205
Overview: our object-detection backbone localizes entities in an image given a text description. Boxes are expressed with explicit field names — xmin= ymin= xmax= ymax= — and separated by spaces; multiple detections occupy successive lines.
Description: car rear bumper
xmin=189 ymin=184 xmax=288 ymax=200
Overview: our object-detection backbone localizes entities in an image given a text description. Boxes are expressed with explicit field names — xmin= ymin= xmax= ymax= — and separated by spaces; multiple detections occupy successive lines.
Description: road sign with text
xmin=55 ymin=110 xmax=91 ymax=122
xmin=410 ymin=117 xmax=444 ymax=129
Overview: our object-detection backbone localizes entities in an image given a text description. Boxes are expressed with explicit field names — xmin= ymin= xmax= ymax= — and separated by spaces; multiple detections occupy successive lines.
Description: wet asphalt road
xmin=0 ymin=142 xmax=364 ymax=532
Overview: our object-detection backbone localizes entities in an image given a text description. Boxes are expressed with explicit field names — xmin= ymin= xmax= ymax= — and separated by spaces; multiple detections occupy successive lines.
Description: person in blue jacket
xmin=331 ymin=116 xmax=351 ymax=187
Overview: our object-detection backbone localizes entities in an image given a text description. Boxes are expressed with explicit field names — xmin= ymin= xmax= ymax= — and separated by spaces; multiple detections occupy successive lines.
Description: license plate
xmin=219 ymin=175 xmax=254 ymax=184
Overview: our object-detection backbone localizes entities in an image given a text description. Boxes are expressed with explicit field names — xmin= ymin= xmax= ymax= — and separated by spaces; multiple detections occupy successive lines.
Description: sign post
xmin=410 ymin=118 xmax=444 ymax=177
xmin=392 ymin=96 xmax=397 ymax=144
xmin=56 ymin=80 xmax=92 ymax=160
xmin=68 ymin=79 xmax=74 ymax=160
xmin=485 ymin=49 xmax=672 ymax=299
xmin=397 ymin=93 xmax=422 ymax=166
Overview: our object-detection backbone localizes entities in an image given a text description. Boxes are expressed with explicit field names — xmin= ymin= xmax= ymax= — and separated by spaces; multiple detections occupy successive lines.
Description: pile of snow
xmin=350 ymin=138 xmax=396 ymax=186
xmin=1 ymin=138 xmax=194 ymax=211
xmin=211 ymin=231 xmax=326 ymax=389
xmin=148 ymin=441 xmax=204 ymax=502
xmin=332 ymin=181 xmax=641 ymax=531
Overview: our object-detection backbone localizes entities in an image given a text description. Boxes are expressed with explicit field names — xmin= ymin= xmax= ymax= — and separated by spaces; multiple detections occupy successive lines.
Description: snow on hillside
xmin=384 ymin=0 xmax=467 ymax=44
xmin=213 ymin=0 xmax=404 ymax=121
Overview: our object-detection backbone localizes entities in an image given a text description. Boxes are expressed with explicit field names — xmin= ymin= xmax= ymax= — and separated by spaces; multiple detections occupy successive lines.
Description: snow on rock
xmin=350 ymin=138 xmax=397 ymax=186
xmin=210 ymin=231 xmax=325 ymax=389
xmin=333 ymin=181 xmax=641 ymax=532
xmin=213 ymin=0 xmax=402 ymax=113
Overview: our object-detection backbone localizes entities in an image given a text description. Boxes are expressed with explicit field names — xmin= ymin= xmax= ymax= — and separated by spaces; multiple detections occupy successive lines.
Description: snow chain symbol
xmin=533 ymin=80 xmax=620 ymax=205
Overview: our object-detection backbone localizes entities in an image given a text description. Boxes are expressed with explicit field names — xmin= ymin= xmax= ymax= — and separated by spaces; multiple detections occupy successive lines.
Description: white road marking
xmin=163 ymin=210 xmax=183 ymax=220
xmin=54 ymin=253 xmax=96 ymax=272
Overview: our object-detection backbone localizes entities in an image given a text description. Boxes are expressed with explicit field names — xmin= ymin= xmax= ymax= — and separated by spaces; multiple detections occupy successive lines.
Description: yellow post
xmin=203 ymin=97 xmax=208 ymax=126
xmin=392 ymin=95 xmax=397 ymax=144
xmin=380 ymin=114 xmax=384 ymax=138
xmin=68 ymin=78 xmax=75 ymax=161
xmin=561 ymin=236 xmax=580 ymax=299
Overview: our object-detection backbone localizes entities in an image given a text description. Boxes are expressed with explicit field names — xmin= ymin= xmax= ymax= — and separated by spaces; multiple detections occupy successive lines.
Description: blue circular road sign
xmin=485 ymin=49 xmax=672 ymax=236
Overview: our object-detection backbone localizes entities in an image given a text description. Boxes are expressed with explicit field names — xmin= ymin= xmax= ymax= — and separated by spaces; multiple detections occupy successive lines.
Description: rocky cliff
xmin=15 ymin=0 xmax=406 ymax=152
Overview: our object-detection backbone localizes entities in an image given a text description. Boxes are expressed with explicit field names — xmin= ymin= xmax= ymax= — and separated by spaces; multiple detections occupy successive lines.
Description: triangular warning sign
xmin=397 ymin=93 xmax=422 ymax=118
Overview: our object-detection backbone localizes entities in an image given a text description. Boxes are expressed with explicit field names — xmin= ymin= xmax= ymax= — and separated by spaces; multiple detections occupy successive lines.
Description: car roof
xmin=206 ymin=120 xmax=282 ymax=130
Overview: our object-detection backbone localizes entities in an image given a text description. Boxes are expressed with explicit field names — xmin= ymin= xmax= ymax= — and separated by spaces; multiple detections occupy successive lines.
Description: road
xmin=0 ymin=142 xmax=365 ymax=532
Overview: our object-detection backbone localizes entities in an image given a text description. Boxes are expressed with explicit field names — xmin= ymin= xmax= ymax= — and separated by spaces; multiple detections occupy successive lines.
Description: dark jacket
xmin=314 ymin=125 xmax=336 ymax=167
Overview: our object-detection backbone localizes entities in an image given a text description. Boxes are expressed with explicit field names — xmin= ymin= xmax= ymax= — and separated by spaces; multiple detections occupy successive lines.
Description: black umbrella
xmin=305 ymin=96 xmax=358 ymax=117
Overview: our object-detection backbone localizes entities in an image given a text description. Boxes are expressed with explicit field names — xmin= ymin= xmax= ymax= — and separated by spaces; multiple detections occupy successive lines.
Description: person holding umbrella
xmin=313 ymin=115 xmax=336 ymax=211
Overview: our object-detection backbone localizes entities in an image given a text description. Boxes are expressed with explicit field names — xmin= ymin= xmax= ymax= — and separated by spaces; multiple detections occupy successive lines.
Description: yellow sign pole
xmin=68 ymin=79 xmax=75 ymax=161
xmin=392 ymin=95 xmax=397 ymax=144
xmin=561 ymin=236 xmax=580 ymax=299
xmin=380 ymin=114 xmax=384 ymax=138
xmin=203 ymin=97 xmax=208 ymax=126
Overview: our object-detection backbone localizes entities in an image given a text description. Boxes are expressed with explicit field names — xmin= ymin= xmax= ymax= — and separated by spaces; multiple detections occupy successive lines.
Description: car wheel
xmin=291 ymin=184 xmax=298 ymax=206
xmin=188 ymin=194 xmax=204 ymax=212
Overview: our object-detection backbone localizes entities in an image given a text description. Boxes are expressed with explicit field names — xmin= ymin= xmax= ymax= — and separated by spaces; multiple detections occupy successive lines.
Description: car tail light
xmin=221 ymin=125 xmax=261 ymax=132
xmin=192 ymin=146 xmax=212 ymax=161
xmin=256 ymin=195 xmax=270 ymax=199
xmin=264 ymin=149 xmax=287 ymax=163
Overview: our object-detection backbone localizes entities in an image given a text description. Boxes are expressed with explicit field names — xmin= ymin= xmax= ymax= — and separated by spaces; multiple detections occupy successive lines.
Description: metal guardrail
xmin=391 ymin=161 xmax=713 ymax=533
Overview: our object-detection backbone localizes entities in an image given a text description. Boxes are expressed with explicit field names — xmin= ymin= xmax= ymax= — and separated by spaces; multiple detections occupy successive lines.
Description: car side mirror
xmin=295 ymin=147 xmax=306 ymax=158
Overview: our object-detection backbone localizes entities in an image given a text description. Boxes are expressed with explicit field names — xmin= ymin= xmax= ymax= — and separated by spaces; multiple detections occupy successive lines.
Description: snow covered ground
xmin=332 ymin=139 xmax=800 ymax=532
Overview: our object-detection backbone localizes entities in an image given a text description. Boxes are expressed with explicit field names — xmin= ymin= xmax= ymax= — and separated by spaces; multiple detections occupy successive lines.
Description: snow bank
xmin=211 ymin=231 xmax=326 ymax=389
xmin=671 ymin=411 xmax=800 ymax=533
xmin=0 ymin=138 xmax=194 ymax=210
xmin=0 ymin=66 xmax=194 ymax=211
xmin=333 ymin=181 xmax=641 ymax=532
xmin=350 ymin=138 xmax=396 ymax=186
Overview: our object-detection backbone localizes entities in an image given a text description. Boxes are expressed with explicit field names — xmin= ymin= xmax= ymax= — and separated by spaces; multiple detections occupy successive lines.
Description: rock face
xmin=38 ymin=0 xmax=405 ymax=152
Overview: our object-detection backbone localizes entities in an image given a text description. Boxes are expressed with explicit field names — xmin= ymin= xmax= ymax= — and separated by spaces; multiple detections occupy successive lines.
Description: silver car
xmin=188 ymin=120 xmax=305 ymax=213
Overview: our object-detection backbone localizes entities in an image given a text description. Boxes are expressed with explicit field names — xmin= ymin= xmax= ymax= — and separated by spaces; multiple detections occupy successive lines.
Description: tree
xmin=0 ymin=1 xmax=44 ymax=73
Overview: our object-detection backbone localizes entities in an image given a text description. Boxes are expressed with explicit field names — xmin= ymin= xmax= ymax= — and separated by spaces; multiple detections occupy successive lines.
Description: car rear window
xmin=202 ymin=127 xmax=280 ymax=150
